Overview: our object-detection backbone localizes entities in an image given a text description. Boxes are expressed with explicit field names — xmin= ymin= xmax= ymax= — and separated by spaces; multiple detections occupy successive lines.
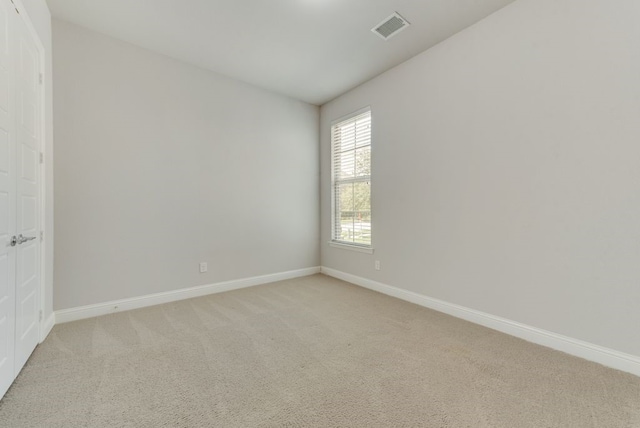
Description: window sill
xmin=328 ymin=241 xmax=374 ymax=254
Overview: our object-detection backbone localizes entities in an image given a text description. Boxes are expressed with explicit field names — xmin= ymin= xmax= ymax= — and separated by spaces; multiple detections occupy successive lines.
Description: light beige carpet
xmin=1 ymin=274 xmax=639 ymax=427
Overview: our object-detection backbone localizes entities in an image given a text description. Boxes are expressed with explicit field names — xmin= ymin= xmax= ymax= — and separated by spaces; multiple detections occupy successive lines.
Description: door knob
xmin=10 ymin=236 xmax=17 ymax=247
xmin=16 ymin=234 xmax=36 ymax=245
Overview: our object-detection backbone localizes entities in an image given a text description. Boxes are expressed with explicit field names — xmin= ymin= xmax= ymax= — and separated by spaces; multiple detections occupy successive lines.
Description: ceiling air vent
xmin=372 ymin=12 xmax=410 ymax=40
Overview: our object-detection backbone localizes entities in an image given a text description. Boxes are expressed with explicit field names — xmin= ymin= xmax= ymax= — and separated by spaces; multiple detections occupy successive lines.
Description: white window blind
xmin=331 ymin=109 xmax=372 ymax=247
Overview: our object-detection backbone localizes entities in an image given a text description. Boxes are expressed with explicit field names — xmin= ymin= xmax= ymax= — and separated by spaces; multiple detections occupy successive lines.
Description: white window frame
xmin=330 ymin=107 xmax=373 ymax=253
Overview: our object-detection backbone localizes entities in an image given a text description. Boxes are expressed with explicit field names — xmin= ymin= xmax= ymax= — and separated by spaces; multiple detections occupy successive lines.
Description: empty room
xmin=1 ymin=0 xmax=639 ymax=426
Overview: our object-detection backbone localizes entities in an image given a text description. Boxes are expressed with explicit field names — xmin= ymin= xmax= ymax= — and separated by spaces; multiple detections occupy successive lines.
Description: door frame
xmin=11 ymin=0 xmax=47 ymax=343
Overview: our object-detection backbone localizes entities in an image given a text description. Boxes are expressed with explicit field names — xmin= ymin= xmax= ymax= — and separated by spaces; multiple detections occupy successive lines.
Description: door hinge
xmin=39 ymin=310 xmax=43 ymax=322
xmin=40 ymin=231 xmax=44 ymax=242
xmin=40 ymin=152 xmax=44 ymax=164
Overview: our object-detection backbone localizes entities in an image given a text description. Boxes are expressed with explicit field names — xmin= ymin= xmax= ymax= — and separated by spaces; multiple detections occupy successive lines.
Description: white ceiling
xmin=46 ymin=0 xmax=517 ymax=105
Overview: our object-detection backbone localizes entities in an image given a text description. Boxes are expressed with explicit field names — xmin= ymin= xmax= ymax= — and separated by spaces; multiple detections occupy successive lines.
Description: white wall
xmin=321 ymin=0 xmax=640 ymax=358
xmin=53 ymin=20 xmax=319 ymax=311
xmin=21 ymin=0 xmax=54 ymax=326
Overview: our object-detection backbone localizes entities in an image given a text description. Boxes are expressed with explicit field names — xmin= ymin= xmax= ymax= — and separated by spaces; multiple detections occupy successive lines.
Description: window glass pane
xmin=337 ymin=149 xmax=355 ymax=179
xmin=354 ymin=118 xmax=371 ymax=148
xmin=355 ymin=146 xmax=370 ymax=177
xmin=353 ymin=181 xmax=370 ymax=212
xmin=338 ymin=123 xmax=356 ymax=152
xmin=352 ymin=181 xmax=371 ymax=245
xmin=336 ymin=182 xmax=353 ymax=242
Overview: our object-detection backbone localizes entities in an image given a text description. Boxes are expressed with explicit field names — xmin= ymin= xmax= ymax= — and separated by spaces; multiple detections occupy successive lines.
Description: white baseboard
xmin=321 ymin=267 xmax=640 ymax=378
xmin=40 ymin=312 xmax=55 ymax=343
xmin=55 ymin=267 xmax=320 ymax=324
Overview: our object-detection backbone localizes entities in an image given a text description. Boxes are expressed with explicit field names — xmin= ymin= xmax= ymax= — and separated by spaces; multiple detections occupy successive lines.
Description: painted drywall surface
xmin=21 ymin=0 xmax=54 ymax=323
xmin=53 ymin=20 xmax=319 ymax=310
xmin=321 ymin=0 xmax=640 ymax=357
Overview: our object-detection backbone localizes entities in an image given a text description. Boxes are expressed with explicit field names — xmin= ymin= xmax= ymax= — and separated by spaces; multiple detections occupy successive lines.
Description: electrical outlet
xmin=199 ymin=262 xmax=208 ymax=273
xmin=375 ymin=260 xmax=381 ymax=271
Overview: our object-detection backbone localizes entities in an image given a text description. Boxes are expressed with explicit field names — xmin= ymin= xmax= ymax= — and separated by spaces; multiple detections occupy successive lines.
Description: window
xmin=331 ymin=108 xmax=372 ymax=248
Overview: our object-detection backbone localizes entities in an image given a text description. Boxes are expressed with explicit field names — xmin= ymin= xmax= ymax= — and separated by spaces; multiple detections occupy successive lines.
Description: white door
xmin=0 ymin=0 xmax=17 ymax=399
xmin=13 ymin=1 xmax=40 ymax=373
xmin=0 ymin=0 xmax=40 ymax=399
